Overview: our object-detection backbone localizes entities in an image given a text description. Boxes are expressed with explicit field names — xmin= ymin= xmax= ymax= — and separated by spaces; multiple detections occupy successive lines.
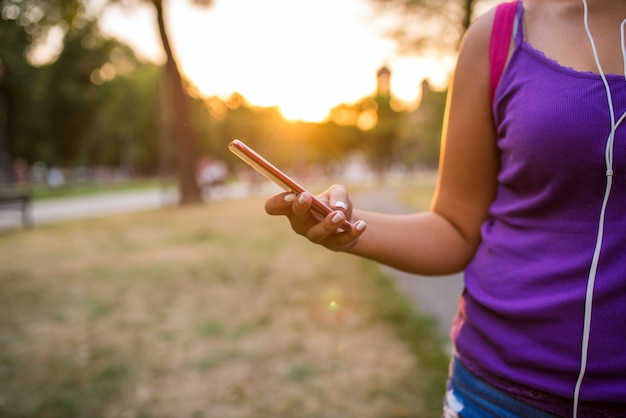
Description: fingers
xmin=295 ymin=190 xmax=366 ymax=248
xmin=304 ymin=209 xmax=367 ymax=251
xmin=265 ymin=191 xmax=318 ymax=233
xmin=264 ymin=192 xmax=296 ymax=216
xmin=264 ymin=188 xmax=367 ymax=251
xmin=327 ymin=184 xmax=351 ymax=212
xmin=290 ymin=192 xmax=323 ymax=233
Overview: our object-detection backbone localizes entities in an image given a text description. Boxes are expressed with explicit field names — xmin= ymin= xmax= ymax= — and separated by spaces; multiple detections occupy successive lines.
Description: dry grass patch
xmin=0 ymin=196 xmax=447 ymax=418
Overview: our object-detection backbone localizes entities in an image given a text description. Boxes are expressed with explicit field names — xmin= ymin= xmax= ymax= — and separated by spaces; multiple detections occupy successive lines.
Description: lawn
xmin=0 ymin=187 xmax=448 ymax=417
xmin=29 ymin=177 xmax=173 ymax=201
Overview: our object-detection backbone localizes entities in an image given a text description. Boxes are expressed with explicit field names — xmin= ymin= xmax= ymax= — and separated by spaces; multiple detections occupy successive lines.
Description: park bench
xmin=0 ymin=186 xmax=32 ymax=228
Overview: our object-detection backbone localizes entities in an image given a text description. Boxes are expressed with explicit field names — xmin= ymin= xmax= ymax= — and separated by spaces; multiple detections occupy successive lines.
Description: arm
xmin=266 ymin=10 xmax=499 ymax=275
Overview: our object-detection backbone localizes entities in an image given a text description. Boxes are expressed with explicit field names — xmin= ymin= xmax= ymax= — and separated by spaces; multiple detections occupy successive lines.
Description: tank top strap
xmin=489 ymin=1 xmax=522 ymax=104
xmin=513 ymin=1 xmax=524 ymax=46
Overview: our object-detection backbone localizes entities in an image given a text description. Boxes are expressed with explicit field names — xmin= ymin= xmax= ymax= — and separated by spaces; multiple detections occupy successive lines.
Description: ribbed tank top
xmin=452 ymin=3 xmax=626 ymax=416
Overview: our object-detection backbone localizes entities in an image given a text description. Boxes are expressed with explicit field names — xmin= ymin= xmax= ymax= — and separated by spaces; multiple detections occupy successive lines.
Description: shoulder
xmin=450 ymin=6 xmax=499 ymax=93
xmin=458 ymin=5 xmax=497 ymax=59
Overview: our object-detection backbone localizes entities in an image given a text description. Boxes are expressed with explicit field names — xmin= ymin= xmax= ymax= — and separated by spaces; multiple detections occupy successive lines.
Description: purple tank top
xmin=453 ymin=3 xmax=626 ymax=415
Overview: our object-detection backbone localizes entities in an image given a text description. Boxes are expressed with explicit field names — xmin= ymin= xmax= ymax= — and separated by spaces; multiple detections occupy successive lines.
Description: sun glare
xmin=279 ymin=102 xmax=329 ymax=123
xmin=272 ymin=88 xmax=339 ymax=122
xmin=99 ymin=0 xmax=455 ymax=124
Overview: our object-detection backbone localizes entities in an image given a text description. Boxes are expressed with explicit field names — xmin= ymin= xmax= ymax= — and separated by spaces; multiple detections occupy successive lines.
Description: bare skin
xmin=265 ymin=0 xmax=626 ymax=276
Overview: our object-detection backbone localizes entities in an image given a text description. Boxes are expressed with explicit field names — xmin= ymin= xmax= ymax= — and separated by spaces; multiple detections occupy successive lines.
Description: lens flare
xmin=308 ymin=286 xmax=356 ymax=325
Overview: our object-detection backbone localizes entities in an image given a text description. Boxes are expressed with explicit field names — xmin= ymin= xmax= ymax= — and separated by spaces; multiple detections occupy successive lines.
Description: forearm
xmin=346 ymin=209 xmax=477 ymax=276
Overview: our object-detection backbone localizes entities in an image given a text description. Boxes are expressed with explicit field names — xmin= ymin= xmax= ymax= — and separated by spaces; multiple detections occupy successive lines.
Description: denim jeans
xmin=443 ymin=357 xmax=558 ymax=418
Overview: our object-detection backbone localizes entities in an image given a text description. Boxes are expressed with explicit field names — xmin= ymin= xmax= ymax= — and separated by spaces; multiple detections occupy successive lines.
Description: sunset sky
xmin=99 ymin=0 xmax=463 ymax=122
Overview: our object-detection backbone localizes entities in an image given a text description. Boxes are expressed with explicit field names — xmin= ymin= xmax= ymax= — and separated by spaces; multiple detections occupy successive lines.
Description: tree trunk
xmin=0 ymin=95 xmax=13 ymax=183
xmin=461 ymin=0 xmax=477 ymax=36
xmin=152 ymin=0 xmax=202 ymax=205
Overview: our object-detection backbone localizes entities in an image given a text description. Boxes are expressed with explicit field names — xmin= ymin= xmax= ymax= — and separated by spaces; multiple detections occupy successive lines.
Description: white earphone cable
xmin=621 ymin=20 xmax=626 ymax=80
xmin=574 ymin=2 xmax=626 ymax=417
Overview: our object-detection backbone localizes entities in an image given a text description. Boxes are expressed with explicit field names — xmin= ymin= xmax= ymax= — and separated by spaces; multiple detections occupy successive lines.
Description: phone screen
xmin=228 ymin=139 xmax=352 ymax=231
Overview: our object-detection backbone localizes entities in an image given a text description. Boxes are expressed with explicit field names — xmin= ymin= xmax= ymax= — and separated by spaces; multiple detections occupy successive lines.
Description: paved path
xmin=1 ymin=183 xmax=463 ymax=345
xmin=353 ymin=187 xmax=464 ymax=347
xmin=0 ymin=188 xmax=177 ymax=230
xmin=0 ymin=182 xmax=287 ymax=231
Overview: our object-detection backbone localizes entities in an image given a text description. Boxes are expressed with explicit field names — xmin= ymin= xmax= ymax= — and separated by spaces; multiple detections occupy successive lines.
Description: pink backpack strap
xmin=489 ymin=1 xmax=520 ymax=104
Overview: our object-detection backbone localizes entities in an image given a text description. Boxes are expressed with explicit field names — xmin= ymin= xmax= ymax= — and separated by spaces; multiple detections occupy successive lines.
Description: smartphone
xmin=228 ymin=139 xmax=353 ymax=231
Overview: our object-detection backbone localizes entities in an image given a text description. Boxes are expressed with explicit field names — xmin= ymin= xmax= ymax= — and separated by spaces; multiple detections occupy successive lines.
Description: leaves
xmin=367 ymin=0 xmax=486 ymax=55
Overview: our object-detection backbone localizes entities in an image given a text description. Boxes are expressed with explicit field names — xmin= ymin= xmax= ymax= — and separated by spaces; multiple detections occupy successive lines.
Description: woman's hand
xmin=264 ymin=184 xmax=366 ymax=251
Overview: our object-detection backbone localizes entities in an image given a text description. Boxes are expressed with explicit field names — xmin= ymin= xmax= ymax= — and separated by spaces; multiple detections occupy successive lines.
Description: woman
xmin=265 ymin=0 xmax=626 ymax=416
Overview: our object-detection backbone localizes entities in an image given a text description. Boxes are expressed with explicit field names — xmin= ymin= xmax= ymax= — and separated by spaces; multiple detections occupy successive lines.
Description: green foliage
xmin=0 ymin=15 xmax=39 ymax=180
xmin=91 ymin=64 xmax=161 ymax=173
xmin=1 ymin=3 xmax=162 ymax=173
xmin=41 ymin=21 xmax=126 ymax=165
xmin=363 ymin=259 xmax=450 ymax=413
xmin=1 ymin=0 xmax=449 ymax=183
xmin=0 ymin=0 xmax=85 ymax=40
xmin=403 ymin=84 xmax=448 ymax=166
xmin=368 ymin=0 xmax=493 ymax=55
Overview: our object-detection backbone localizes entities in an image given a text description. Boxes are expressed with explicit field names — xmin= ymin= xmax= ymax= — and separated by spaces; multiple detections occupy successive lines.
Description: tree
xmin=367 ymin=0 xmax=498 ymax=56
xmin=42 ymin=21 xmax=139 ymax=166
xmin=0 ymin=16 xmax=34 ymax=182
xmin=93 ymin=63 xmax=162 ymax=174
xmin=0 ymin=0 xmax=84 ymax=182
xmin=154 ymin=0 xmax=211 ymax=205
xmin=1 ymin=0 xmax=175 ymax=185
xmin=105 ymin=0 xmax=214 ymax=205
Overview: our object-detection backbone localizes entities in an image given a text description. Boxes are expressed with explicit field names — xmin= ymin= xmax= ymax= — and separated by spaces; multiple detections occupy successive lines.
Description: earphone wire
xmin=574 ymin=2 xmax=626 ymax=417
xmin=622 ymin=20 xmax=626 ymax=80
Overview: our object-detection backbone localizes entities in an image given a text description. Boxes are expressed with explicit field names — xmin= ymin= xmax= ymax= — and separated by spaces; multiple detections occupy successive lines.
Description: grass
xmin=396 ymin=171 xmax=439 ymax=211
xmin=0 ymin=181 xmax=449 ymax=418
xmin=28 ymin=177 xmax=174 ymax=201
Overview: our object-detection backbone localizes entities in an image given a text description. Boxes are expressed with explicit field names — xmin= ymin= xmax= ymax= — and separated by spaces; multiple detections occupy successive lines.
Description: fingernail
xmin=332 ymin=212 xmax=344 ymax=223
xmin=335 ymin=200 xmax=347 ymax=210
xmin=298 ymin=194 xmax=307 ymax=204
xmin=284 ymin=193 xmax=296 ymax=202
xmin=356 ymin=221 xmax=366 ymax=231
